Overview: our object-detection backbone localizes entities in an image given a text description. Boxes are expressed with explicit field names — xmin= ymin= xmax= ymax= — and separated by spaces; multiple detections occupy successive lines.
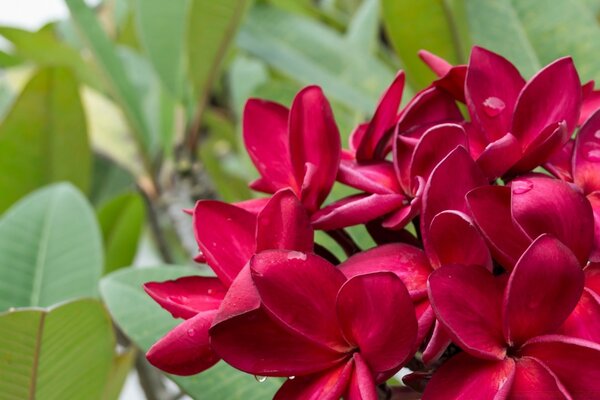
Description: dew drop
xmin=286 ymin=251 xmax=307 ymax=261
xmin=207 ymin=289 xmax=213 ymax=295
xmin=288 ymin=376 xmax=296 ymax=380
xmin=594 ymin=130 xmax=600 ymax=139
xmin=187 ymin=328 xmax=196 ymax=337
xmin=168 ymin=295 xmax=187 ymax=304
xmin=254 ymin=375 xmax=267 ymax=383
xmin=585 ymin=148 xmax=600 ymax=162
xmin=482 ymin=97 xmax=506 ymax=117
xmin=512 ymin=179 xmax=533 ymax=195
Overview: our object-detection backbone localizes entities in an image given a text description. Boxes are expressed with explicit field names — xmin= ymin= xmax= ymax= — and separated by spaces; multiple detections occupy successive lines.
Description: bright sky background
xmin=0 ymin=0 xmax=101 ymax=30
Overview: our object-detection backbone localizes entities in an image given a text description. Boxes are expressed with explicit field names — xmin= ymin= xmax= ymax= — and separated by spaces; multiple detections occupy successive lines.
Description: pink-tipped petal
xmin=274 ymin=361 xmax=353 ymax=400
xmin=193 ymin=201 xmax=256 ymax=286
xmin=144 ymin=276 xmax=226 ymax=319
xmin=243 ymin=99 xmax=296 ymax=193
xmin=521 ymin=335 xmax=600 ymax=400
xmin=346 ymin=353 xmax=378 ymax=400
xmin=466 ymin=185 xmax=532 ymax=270
xmin=338 ymin=243 xmax=432 ymax=300
xmin=503 ymin=235 xmax=584 ymax=347
xmin=146 ymin=311 xmax=219 ymax=375
xmin=337 ymin=159 xmax=400 ymax=194
xmin=560 ymin=288 xmax=600 ymax=343
xmin=251 ymin=250 xmax=349 ymax=352
xmin=466 ymin=46 xmax=525 ymax=141
xmin=356 ymin=72 xmax=405 ymax=162
xmin=574 ymin=110 xmax=600 ymax=193
xmin=422 ymin=353 xmax=515 ymax=400
xmin=256 ymin=189 xmax=313 ymax=253
xmin=509 ymin=357 xmax=571 ymax=400
xmin=428 ymin=264 xmax=506 ymax=360
xmin=311 ymin=193 xmax=406 ymax=231
xmin=418 ymin=50 xmax=453 ymax=77
xmin=512 ymin=57 xmax=581 ymax=147
xmin=428 ymin=210 xmax=492 ymax=270
xmin=336 ymin=273 xmax=417 ymax=373
xmin=476 ymin=132 xmax=522 ymax=179
xmin=289 ymin=86 xmax=341 ymax=212
xmin=510 ymin=176 xmax=594 ymax=266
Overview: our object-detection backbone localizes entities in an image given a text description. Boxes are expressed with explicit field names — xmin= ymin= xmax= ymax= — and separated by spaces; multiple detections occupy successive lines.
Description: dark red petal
xmin=251 ymin=250 xmax=349 ymax=352
xmin=544 ymin=139 xmax=574 ymax=182
xmin=510 ymin=176 xmax=594 ymax=266
xmin=144 ymin=276 xmax=226 ymax=319
xmin=193 ymin=201 xmax=256 ymax=286
xmin=428 ymin=264 xmax=506 ymax=360
xmin=146 ymin=311 xmax=220 ymax=375
xmin=428 ymin=210 xmax=492 ymax=271
xmin=234 ymin=197 xmax=270 ymax=215
xmin=338 ymin=243 xmax=432 ymax=300
xmin=574 ymin=109 xmax=600 ymax=193
xmin=503 ymin=235 xmax=584 ymax=346
xmin=421 ymin=321 xmax=452 ymax=366
xmin=356 ymin=71 xmax=405 ymax=162
xmin=243 ymin=99 xmax=297 ymax=192
xmin=580 ymin=87 xmax=600 ymax=126
xmin=311 ymin=193 xmax=406 ymax=231
xmin=521 ymin=335 xmax=600 ymax=400
xmin=418 ymin=50 xmax=453 ymax=77
xmin=337 ymin=159 xmax=400 ymax=194
xmin=346 ymin=354 xmax=378 ymax=400
xmin=509 ymin=357 xmax=571 ymax=400
xmin=274 ymin=361 xmax=353 ymax=400
xmin=590 ymin=193 xmax=600 ymax=262
xmin=559 ymin=288 xmax=600 ymax=343
xmin=512 ymin=57 xmax=581 ymax=147
xmin=467 ymin=185 xmax=532 ymax=271
xmin=510 ymin=120 xmax=569 ymax=174
xmin=256 ymin=189 xmax=313 ymax=253
xmin=420 ymin=146 xmax=487 ymax=259
xmin=466 ymin=46 xmax=525 ymax=142
xmin=475 ymin=132 xmax=522 ymax=179
xmin=422 ymin=353 xmax=515 ymax=400
xmin=336 ymin=272 xmax=417 ymax=373
xmin=289 ymin=86 xmax=341 ymax=212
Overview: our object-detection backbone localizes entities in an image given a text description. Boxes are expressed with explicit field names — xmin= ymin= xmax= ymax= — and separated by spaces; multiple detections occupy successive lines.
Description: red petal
xmin=346 ymin=353 xmax=377 ymax=400
xmin=466 ymin=46 xmax=525 ymax=142
xmin=590 ymin=193 xmax=600 ymax=262
xmin=510 ymin=120 xmax=569 ymax=174
xmin=337 ymin=159 xmax=400 ymax=194
xmin=234 ymin=197 xmax=270 ymax=215
xmin=509 ymin=357 xmax=571 ymax=400
xmin=338 ymin=243 xmax=432 ymax=300
xmin=428 ymin=210 xmax=492 ymax=271
xmin=193 ymin=201 xmax=256 ymax=286
xmin=422 ymin=353 xmax=515 ymax=400
xmin=512 ymin=57 xmax=581 ymax=147
xmin=336 ymin=273 xmax=417 ymax=373
xmin=356 ymin=71 xmax=405 ymax=162
xmin=146 ymin=311 xmax=220 ymax=375
xmin=274 ymin=361 xmax=353 ymax=400
xmin=289 ymin=86 xmax=341 ymax=212
xmin=428 ymin=264 xmax=506 ymax=360
xmin=574 ymin=110 xmax=600 ymax=193
xmin=251 ymin=250 xmax=349 ymax=352
xmin=560 ymin=288 xmax=600 ymax=343
xmin=418 ymin=50 xmax=453 ymax=77
xmin=580 ymin=87 xmax=600 ymax=126
xmin=545 ymin=139 xmax=574 ymax=182
xmin=256 ymin=189 xmax=313 ymax=253
xmin=144 ymin=276 xmax=226 ymax=319
xmin=421 ymin=320 xmax=452 ymax=365
xmin=243 ymin=99 xmax=297 ymax=192
xmin=475 ymin=132 xmax=522 ymax=179
xmin=311 ymin=193 xmax=406 ymax=230
xmin=503 ymin=235 xmax=584 ymax=346
xmin=510 ymin=175 xmax=594 ymax=266
xmin=521 ymin=335 xmax=600 ymax=400
xmin=467 ymin=185 xmax=532 ymax=271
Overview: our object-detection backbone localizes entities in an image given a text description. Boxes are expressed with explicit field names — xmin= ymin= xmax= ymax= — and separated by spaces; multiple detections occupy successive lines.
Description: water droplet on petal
xmin=187 ymin=328 xmax=196 ymax=337
xmin=286 ymin=251 xmax=307 ymax=261
xmin=168 ymin=295 xmax=187 ymax=304
xmin=288 ymin=376 xmax=295 ymax=380
xmin=512 ymin=179 xmax=534 ymax=195
xmin=207 ymin=289 xmax=213 ymax=295
xmin=254 ymin=375 xmax=267 ymax=383
xmin=482 ymin=97 xmax=506 ymax=117
xmin=585 ymin=148 xmax=600 ymax=162
xmin=594 ymin=130 xmax=600 ymax=139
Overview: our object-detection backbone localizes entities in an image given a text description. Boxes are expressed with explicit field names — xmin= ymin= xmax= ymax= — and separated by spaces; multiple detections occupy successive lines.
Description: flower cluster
xmin=144 ymin=47 xmax=600 ymax=399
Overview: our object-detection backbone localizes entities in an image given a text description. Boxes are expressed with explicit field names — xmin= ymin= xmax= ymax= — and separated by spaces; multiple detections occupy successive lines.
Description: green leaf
xmin=0 ymin=299 xmax=115 ymax=400
xmin=187 ymin=0 xmax=251 ymax=107
xmin=346 ymin=0 xmax=379 ymax=54
xmin=134 ymin=0 xmax=188 ymax=97
xmin=102 ymin=348 xmax=136 ymax=400
xmin=65 ymin=0 xmax=154 ymax=155
xmin=90 ymin=155 xmax=136 ymax=207
xmin=237 ymin=4 xmax=396 ymax=115
xmin=466 ymin=0 xmax=600 ymax=82
xmin=0 ymin=67 xmax=91 ymax=213
xmin=0 ymin=183 xmax=103 ymax=311
xmin=98 ymin=192 xmax=145 ymax=274
xmin=101 ymin=266 xmax=280 ymax=399
xmin=381 ymin=0 xmax=465 ymax=89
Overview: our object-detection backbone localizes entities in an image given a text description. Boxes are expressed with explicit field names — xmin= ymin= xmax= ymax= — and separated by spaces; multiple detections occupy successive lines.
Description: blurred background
xmin=0 ymin=0 xmax=599 ymax=399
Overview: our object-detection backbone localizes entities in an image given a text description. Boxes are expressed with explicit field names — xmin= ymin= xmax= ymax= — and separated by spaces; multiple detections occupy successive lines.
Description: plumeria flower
xmin=560 ymin=261 xmax=600 ymax=343
xmin=423 ymin=235 xmax=600 ymax=399
xmin=417 ymin=49 xmax=467 ymax=103
xmin=243 ymin=86 xmax=341 ymax=214
xmin=144 ymin=190 xmax=312 ymax=375
xmin=209 ymin=250 xmax=418 ymax=399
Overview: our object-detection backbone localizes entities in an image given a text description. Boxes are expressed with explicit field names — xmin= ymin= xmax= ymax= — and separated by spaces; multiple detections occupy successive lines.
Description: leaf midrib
xmin=28 ymin=311 xmax=46 ymax=400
